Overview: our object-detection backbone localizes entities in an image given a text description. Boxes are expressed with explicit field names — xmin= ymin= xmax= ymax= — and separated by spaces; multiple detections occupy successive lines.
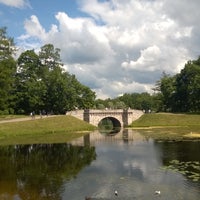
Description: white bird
xmin=114 ymin=190 xmax=118 ymax=196
xmin=155 ymin=190 xmax=161 ymax=195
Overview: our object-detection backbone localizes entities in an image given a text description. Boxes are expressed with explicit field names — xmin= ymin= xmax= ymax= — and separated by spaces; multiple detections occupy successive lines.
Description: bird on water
xmin=155 ymin=190 xmax=161 ymax=195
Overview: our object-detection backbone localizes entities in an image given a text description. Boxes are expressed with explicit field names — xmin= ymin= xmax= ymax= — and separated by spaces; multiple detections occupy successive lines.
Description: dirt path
xmin=0 ymin=115 xmax=55 ymax=124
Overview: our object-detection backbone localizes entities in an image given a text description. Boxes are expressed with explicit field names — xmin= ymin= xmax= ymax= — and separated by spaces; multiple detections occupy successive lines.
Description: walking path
xmin=0 ymin=115 xmax=55 ymax=124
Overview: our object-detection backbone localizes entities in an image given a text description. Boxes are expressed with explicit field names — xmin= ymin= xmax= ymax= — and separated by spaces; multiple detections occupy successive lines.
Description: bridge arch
xmin=98 ymin=117 xmax=121 ymax=134
xmin=98 ymin=117 xmax=121 ymax=127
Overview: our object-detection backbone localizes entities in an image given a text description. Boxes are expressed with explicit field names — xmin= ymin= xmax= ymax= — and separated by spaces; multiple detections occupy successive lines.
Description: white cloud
xmin=17 ymin=0 xmax=200 ymax=99
xmin=122 ymin=45 xmax=162 ymax=71
xmin=0 ymin=0 xmax=30 ymax=8
xmin=24 ymin=15 xmax=46 ymax=40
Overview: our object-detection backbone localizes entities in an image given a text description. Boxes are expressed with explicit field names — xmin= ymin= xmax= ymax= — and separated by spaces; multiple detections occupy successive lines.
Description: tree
xmin=155 ymin=72 xmax=176 ymax=112
xmin=38 ymin=44 xmax=95 ymax=113
xmin=39 ymin=44 xmax=62 ymax=71
xmin=0 ymin=27 xmax=16 ymax=114
xmin=75 ymin=84 xmax=96 ymax=109
xmin=154 ymin=58 xmax=200 ymax=113
xmin=174 ymin=60 xmax=200 ymax=112
xmin=5 ymin=42 xmax=96 ymax=114
xmin=14 ymin=50 xmax=45 ymax=114
xmin=117 ymin=92 xmax=156 ymax=111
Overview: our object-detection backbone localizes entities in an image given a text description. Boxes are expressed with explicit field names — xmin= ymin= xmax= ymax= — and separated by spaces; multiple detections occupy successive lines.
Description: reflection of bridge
xmin=71 ymin=129 xmax=147 ymax=147
xmin=67 ymin=109 xmax=143 ymax=127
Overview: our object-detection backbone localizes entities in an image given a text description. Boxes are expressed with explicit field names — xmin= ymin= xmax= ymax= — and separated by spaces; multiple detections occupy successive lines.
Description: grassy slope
xmin=0 ymin=115 xmax=96 ymax=145
xmin=131 ymin=113 xmax=200 ymax=127
xmin=130 ymin=113 xmax=200 ymax=140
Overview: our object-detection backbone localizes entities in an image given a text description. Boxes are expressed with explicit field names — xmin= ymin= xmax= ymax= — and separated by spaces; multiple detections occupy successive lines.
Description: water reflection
xmin=155 ymin=141 xmax=200 ymax=183
xmin=0 ymin=129 xmax=199 ymax=200
xmin=0 ymin=142 xmax=96 ymax=200
xmin=98 ymin=126 xmax=121 ymax=135
xmin=68 ymin=129 xmax=200 ymax=199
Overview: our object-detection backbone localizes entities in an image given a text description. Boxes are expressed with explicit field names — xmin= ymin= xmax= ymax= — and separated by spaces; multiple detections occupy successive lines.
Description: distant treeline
xmin=1 ymin=27 xmax=200 ymax=114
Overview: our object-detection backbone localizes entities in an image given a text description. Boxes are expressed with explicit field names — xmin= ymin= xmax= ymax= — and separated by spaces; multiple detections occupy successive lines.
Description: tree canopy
xmin=155 ymin=58 xmax=200 ymax=113
xmin=0 ymin=27 xmax=16 ymax=114
xmin=0 ymin=27 xmax=95 ymax=114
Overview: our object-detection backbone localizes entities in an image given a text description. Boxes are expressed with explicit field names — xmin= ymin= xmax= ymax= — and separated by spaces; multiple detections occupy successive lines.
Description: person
xmin=32 ymin=111 xmax=35 ymax=119
xmin=39 ymin=110 xmax=42 ymax=118
xmin=30 ymin=112 xmax=33 ymax=119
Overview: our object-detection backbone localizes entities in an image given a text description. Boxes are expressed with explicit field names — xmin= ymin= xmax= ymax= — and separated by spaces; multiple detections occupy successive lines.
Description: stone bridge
xmin=66 ymin=109 xmax=143 ymax=127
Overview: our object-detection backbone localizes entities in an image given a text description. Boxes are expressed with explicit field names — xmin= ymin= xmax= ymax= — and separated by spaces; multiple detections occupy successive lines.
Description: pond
xmin=0 ymin=129 xmax=199 ymax=200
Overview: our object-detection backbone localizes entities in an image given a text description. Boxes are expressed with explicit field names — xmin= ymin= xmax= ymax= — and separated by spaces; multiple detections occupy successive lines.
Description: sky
xmin=0 ymin=0 xmax=200 ymax=99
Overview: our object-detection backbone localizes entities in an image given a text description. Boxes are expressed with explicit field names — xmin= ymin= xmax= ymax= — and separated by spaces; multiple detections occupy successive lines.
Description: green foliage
xmin=155 ymin=72 xmax=176 ymax=112
xmin=0 ymin=115 xmax=96 ymax=145
xmin=0 ymin=28 xmax=96 ymax=114
xmin=174 ymin=61 xmax=200 ymax=112
xmin=95 ymin=92 xmax=158 ymax=112
xmin=0 ymin=27 xmax=16 ymax=112
xmin=14 ymin=50 xmax=44 ymax=113
xmin=155 ymin=58 xmax=200 ymax=113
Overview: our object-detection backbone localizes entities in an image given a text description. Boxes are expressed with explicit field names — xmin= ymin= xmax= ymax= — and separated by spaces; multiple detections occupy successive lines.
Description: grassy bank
xmin=131 ymin=113 xmax=200 ymax=127
xmin=130 ymin=113 xmax=200 ymax=141
xmin=0 ymin=115 xmax=96 ymax=145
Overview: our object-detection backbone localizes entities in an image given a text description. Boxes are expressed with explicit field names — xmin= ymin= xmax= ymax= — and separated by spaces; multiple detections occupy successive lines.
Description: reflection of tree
xmin=0 ymin=143 xmax=96 ymax=200
xmin=155 ymin=141 xmax=200 ymax=163
xmin=155 ymin=141 xmax=200 ymax=183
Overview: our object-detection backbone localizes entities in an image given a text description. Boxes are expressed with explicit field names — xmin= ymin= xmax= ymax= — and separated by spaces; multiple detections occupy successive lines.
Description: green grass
xmin=130 ymin=113 xmax=200 ymax=141
xmin=131 ymin=113 xmax=200 ymax=127
xmin=0 ymin=115 xmax=96 ymax=145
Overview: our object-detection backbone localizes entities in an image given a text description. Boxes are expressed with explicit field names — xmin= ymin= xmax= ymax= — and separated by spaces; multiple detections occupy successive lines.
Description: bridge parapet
xmin=67 ymin=109 xmax=143 ymax=127
xmin=66 ymin=110 xmax=84 ymax=121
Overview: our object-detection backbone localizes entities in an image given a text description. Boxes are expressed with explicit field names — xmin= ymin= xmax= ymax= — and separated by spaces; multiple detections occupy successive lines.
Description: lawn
xmin=130 ymin=113 xmax=200 ymax=141
xmin=0 ymin=115 xmax=96 ymax=145
xmin=131 ymin=113 xmax=200 ymax=127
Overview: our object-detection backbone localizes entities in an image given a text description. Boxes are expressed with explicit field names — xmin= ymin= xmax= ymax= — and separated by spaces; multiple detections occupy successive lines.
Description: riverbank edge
xmin=129 ymin=113 xmax=200 ymax=141
xmin=0 ymin=115 xmax=97 ymax=145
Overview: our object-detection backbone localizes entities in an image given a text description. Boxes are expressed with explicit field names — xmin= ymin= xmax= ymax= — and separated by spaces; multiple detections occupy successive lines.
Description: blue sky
xmin=0 ymin=0 xmax=86 ymax=37
xmin=1 ymin=0 xmax=200 ymax=99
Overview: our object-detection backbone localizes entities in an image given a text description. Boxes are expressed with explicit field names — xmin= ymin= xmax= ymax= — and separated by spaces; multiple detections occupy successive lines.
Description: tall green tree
xmin=13 ymin=43 xmax=95 ymax=114
xmin=38 ymin=44 xmax=68 ymax=113
xmin=155 ymin=72 xmax=176 ymax=112
xmin=15 ymin=50 xmax=45 ymax=114
xmin=155 ymin=58 xmax=200 ymax=113
xmin=38 ymin=44 xmax=95 ymax=113
xmin=174 ymin=59 xmax=200 ymax=112
xmin=0 ymin=27 xmax=16 ymax=114
xmin=39 ymin=43 xmax=62 ymax=71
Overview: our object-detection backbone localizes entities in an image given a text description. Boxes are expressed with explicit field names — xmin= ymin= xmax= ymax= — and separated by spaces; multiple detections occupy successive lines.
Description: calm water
xmin=0 ymin=129 xmax=199 ymax=200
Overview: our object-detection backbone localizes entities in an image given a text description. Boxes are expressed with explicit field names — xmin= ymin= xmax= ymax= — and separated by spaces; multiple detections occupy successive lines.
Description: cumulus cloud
xmin=17 ymin=0 xmax=200 ymax=99
xmin=122 ymin=45 xmax=162 ymax=71
xmin=0 ymin=0 xmax=30 ymax=8
xmin=24 ymin=15 xmax=46 ymax=39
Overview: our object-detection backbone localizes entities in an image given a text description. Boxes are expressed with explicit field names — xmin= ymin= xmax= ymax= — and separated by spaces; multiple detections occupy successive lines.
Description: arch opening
xmin=98 ymin=117 xmax=121 ymax=135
